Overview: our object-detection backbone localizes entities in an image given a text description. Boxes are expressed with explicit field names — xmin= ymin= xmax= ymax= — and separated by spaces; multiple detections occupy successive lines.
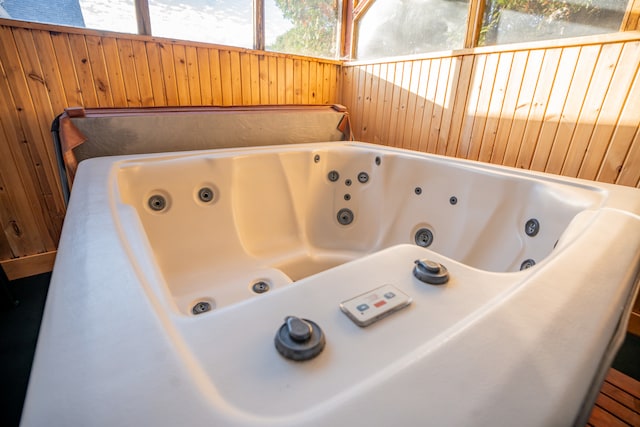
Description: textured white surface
xmin=21 ymin=142 xmax=640 ymax=426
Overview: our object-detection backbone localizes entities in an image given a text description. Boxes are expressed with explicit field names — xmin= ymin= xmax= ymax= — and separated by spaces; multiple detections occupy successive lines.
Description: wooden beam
xmin=0 ymin=251 xmax=56 ymax=280
xmin=465 ymin=0 xmax=486 ymax=48
xmin=135 ymin=0 xmax=152 ymax=36
xmin=621 ymin=0 xmax=640 ymax=31
xmin=253 ymin=0 xmax=265 ymax=51
xmin=341 ymin=0 xmax=354 ymax=58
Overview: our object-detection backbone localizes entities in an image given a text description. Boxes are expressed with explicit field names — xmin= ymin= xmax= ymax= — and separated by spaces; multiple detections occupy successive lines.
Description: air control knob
xmin=275 ymin=316 xmax=325 ymax=361
xmin=413 ymin=259 xmax=450 ymax=285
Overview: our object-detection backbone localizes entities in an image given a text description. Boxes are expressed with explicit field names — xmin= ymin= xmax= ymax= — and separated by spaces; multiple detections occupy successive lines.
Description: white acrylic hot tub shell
xmin=21 ymin=142 xmax=640 ymax=427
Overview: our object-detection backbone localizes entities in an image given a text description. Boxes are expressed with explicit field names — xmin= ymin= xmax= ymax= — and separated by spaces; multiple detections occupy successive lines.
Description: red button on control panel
xmin=374 ymin=300 xmax=386 ymax=308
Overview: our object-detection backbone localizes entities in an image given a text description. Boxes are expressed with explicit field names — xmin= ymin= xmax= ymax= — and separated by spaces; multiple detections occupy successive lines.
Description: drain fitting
xmin=520 ymin=259 xmax=536 ymax=270
xmin=337 ymin=208 xmax=354 ymax=225
xmin=525 ymin=219 xmax=540 ymax=236
xmin=252 ymin=281 xmax=270 ymax=294
xmin=414 ymin=228 xmax=434 ymax=247
xmin=148 ymin=194 xmax=166 ymax=211
xmin=198 ymin=187 xmax=215 ymax=203
xmin=192 ymin=301 xmax=212 ymax=315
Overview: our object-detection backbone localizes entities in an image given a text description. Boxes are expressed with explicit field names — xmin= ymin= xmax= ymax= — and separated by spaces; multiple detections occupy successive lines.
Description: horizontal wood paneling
xmin=0 ymin=20 xmax=341 ymax=275
xmin=342 ymin=33 xmax=640 ymax=188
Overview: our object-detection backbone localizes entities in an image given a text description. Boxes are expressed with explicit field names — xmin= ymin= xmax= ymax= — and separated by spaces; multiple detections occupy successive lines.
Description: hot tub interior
xmin=114 ymin=143 xmax=604 ymax=315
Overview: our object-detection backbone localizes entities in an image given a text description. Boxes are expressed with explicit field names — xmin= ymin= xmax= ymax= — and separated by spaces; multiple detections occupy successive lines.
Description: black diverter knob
xmin=413 ymin=259 xmax=450 ymax=285
xmin=275 ymin=316 xmax=325 ymax=361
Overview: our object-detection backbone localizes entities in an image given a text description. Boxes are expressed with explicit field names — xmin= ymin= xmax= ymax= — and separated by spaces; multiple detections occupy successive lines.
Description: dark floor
xmin=1 ymin=273 xmax=639 ymax=427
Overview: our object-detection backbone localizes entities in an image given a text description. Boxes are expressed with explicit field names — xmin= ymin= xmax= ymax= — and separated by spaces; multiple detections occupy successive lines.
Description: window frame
xmin=345 ymin=0 xmax=640 ymax=59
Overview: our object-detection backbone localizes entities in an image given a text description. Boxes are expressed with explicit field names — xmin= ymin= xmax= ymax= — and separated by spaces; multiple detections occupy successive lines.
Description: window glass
xmin=266 ymin=0 xmax=342 ymax=58
xmin=149 ymin=0 xmax=253 ymax=48
xmin=355 ymin=0 xmax=470 ymax=60
xmin=0 ymin=0 xmax=137 ymax=33
xmin=480 ymin=0 xmax=628 ymax=45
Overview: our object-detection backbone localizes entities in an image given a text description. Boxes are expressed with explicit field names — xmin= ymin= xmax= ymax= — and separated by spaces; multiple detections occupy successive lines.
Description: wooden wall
xmin=342 ymin=32 xmax=640 ymax=188
xmin=0 ymin=19 xmax=341 ymax=279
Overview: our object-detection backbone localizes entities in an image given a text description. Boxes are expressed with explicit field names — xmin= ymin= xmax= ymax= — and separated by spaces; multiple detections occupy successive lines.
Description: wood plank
xmin=456 ymin=55 xmax=485 ymax=158
xmin=427 ymin=56 xmax=452 ymax=153
xmin=561 ymin=43 xmax=623 ymax=178
xmin=467 ymin=52 xmax=499 ymax=160
xmin=285 ymin=58 xmax=294 ymax=103
xmin=144 ymin=42 xmax=167 ymax=106
xmin=218 ymin=50 xmax=233 ymax=106
xmin=101 ymin=37 xmax=128 ymax=107
xmin=48 ymin=32 xmax=83 ymax=107
xmin=366 ymin=63 xmax=383 ymax=143
xmin=358 ymin=65 xmax=374 ymax=141
xmin=84 ymin=35 xmax=113 ymax=106
xmin=276 ymin=57 xmax=286 ymax=104
xmin=322 ymin=63 xmax=332 ymax=104
xmin=544 ymin=45 xmax=601 ymax=174
xmin=0 ymin=250 xmax=56 ymax=280
xmin=301 ymin=60 xmax=309 ymax=104
xmin=240 ymin=53 xmax=252 ymax=104
xmin=67 ymin=33 xmax=99 ymax=107
xmin=172 ymin=44 xmax=190 ymax=106
xmin=477 ymin=52 xmax=513 ymax=163
xmin=308 ymin=61 xmax=318 ymax=104
xmin=594 ymin=393 xmax=640 ymax=426
xmin=158 ymin=42 xmax=179 ymax=106
xmin=185 ymin=45 xmax=201 ymax=105
xmin=490 ymin=50 xmax=528 ymax=165
xmin=530 ymin=46 xmax=581 ymax=171
xmin=29 ymin=30 xmax=68 ymax=113
xmin=445 ymin=55 xmax=474 ymax=157
xmin=293 ymin=59 xmax=302 ymax=104
xmin=209 ymin=48 xmax=223 ymax=105
xmin=250 ymin=53 xmax=260 ymax=105
xmin=131 ymin=39 xmax=155 ymax=106
xmin=386 ymin=62 xmax=403 ymax=147
xmin=436 ymin=57 xmax=459 ymax=155
xmin=597 ymin=66 xmax=640 ymax=183
xmin=400 ymin=61 xmax=420 ymax=149
xmin=607 ymin=369 xmax=640 ymax=399
xmin=116 ymin=39 xmax=142 ymax=106
xmin=229 ymin=50 xmax=242 ymax=105
xmin=502 ymin=49 xmax=544 ymax=167
xmin=258 ymin=54 xmax=269 ymax=104
xmin=354 ymin=65 xmax=368 ymax=140
xmin=515 ymin=48 xmax=562 ymax=169
xmin=0 ymin=116 xmax=47 ymax=256
xmin=588 ymin=404 xmax=631 ymax=427
xmin=10 ymin=28 xmax=65 ymax=224
xmin=0 ymin=28 xmax=60 ymax=250
xmin=600 ymin=381 xmax=640 ymax=413
xmin=394 ymin=61 xmax=413 ymax=148
xmin=330 ymin=64 xmax=338 ymax=104
xmin=578 ymin=41 xmax=640 ymax=181
xmin=373 ymin=62 xmax=391 ymax=146
xmin=268 ymin=56 xmax=278 ymax=104
xmin=418 ymin=58 xmax=441 ymax=153
xmin=198 ymin=46 xmax=215 ymax=105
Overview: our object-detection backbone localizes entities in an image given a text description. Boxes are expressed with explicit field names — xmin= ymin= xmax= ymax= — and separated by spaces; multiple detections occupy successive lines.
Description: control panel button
xmin=340 ymin=285 xmax=412 ymax=327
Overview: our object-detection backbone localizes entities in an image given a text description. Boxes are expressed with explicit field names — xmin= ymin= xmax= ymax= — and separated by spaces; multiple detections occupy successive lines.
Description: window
xmin=148 ymin=0 xmax=253 ymax=48
xmin=266 ymin=0 xmax=343 ymax=58
xmin=0 ymin=0 xmax=342 ymax=59
xmin=355 ymin=0 xmax=471 ymax=60
xmin=480 ymin=0 xmax=629 ymax=45
xmin=1 ymin=0 xmax=138 ymax=32
xmin=352 ymin=0 xmax=632 ymax=59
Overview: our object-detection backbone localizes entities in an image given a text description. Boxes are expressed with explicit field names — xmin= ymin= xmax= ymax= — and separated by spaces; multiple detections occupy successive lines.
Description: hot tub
xmin=22 ymin=142 xmax=640 ymax=426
